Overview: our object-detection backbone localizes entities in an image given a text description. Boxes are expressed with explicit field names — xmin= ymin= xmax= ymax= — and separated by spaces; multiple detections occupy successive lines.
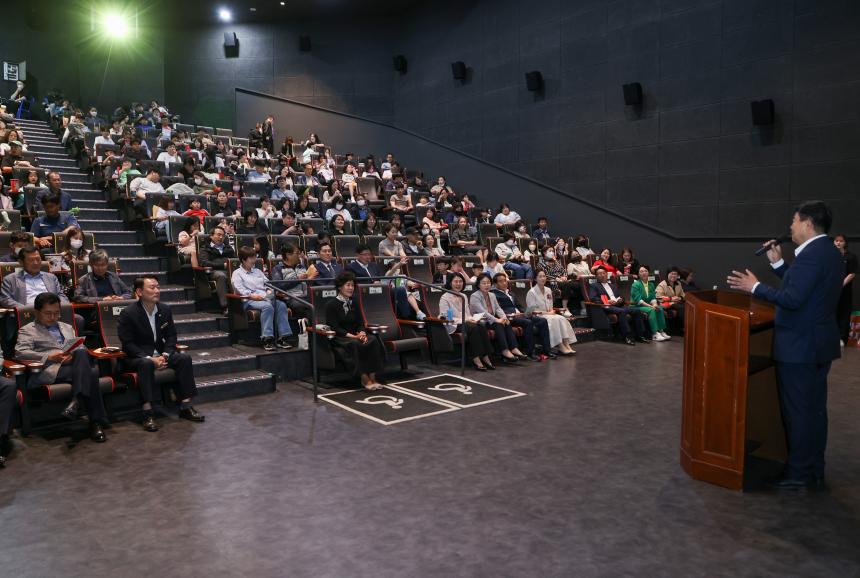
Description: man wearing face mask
xmin=192 ymin=171 xmax=214 ymax=195
xmin=85 ymin=107 xmax=107 ymax=132
xmin=0 ymin=231 xmax=30 ymax=262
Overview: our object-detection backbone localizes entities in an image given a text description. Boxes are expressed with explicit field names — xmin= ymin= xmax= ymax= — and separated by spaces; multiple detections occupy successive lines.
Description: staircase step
xmin=174 ymin=313 xmax=223 ymax=334
xmin=159 ymin=299 xmax=196 ymax=315
xmin=41 ymin=159 xmax=80 ymax=169
xmin=54 ymin=172 xmax=89 ymax=183
xmin=93 ymin=231 xmax=141 ymax=244
xmin=75 ymin=208 xmax=120 ymax=220
xmin=185 ymin=347 xmax=259 ymax=376
xmin=115 ymin=256 xmax=164 ymax=272
xmin=65 ymin=190 xmax=106 ymax=201
xmin=71 ymin=199 xmax=110 ymax=209
xmin=77 ymin=219 xmax=126 ymax=231
xmin=117 ymin=270 xmax=167 ymax=286
xmin=194 ymin=370 xmax=277 ymax=403
xmin=26 ymin=147 xmax=66 ymax=155
xmin=177 ymin=331 xmax=232 ymax=349
xmin=97 ymin=243 xmax=148 ymax=257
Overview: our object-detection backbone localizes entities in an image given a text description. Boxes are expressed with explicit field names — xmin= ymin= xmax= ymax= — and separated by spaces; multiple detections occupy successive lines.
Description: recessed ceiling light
xmin=250 ymin=7 xmax=257 ymax=11
xmin=280 ymin=1 xmax=285 ymax=4
xmin=218 ymin=8 xmax=232 ymax=21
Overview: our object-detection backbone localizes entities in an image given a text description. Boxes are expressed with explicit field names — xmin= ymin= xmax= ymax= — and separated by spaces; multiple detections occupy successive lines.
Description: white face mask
xmin=233 ymin=186 xmax=241 ymax=193
xmin=194 ymin=178 xmax=203 ymax=185
xmin=506 ymin=240 xmax=516 ymax=247
xmin=545 ymin=251 xmax=555 ymax=260
xmin=422 ymin=228 xmax=430 ymax=235
xmin=90 ymin=111 xmax=98 ymax=117
xmin=335 ymin=203 xmax=343 ymax=210
xmin=528 ymin=245 xmax=537 ymax=252
xmin=357 ymin=200 xmax=366 ymax=207
xmin=70 ymin=239 xmax=83 ymax=249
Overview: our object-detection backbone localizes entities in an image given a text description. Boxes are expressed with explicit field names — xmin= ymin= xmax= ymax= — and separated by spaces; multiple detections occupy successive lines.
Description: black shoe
xmin=262 ymin=337 xmax=276 ymax=352
xmin=62 ymin=399 xmax=80 ymax=420
xmin=179 ymin=406 xmax=205 ymax=422
xmin=276 ymin=337 xmax=293 ymax=350
xmin=142 ymin=415 xmax=159 ymax=432
xmin=625 ymin=337 xmax=636 ymax=346
xmin=527 ymin=354 xmax=542 ymax=362
xmin=90 ymin=423 xmax=107 ymax=443
xmin=501 ymin=356 xmax=519 ymax=364
xmin=636 ymin=336 xmax=651 ymax=344
xmin=766 ymin=476 xmax=810 ymax=491
xmin=472 ymin=362 xmax=487 ymax=371
xmin=514 ymin=353 xmax=528 ymax=360
xmin=0 ymin=455 xmax=5 ymax=468
xmin=484 ymin=363 xmax=496 ymax=370
xmin=545 ymin=352 xmax=558 ymax=359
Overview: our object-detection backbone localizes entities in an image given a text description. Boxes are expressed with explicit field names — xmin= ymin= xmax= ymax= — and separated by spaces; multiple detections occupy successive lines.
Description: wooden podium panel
xmin=681 ymin=290 xmax=784 ymax=490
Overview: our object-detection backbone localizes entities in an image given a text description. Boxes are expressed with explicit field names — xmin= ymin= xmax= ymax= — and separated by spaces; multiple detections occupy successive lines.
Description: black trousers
xmin=55 ymin=349 xmax=107 ymax=423
xmin=332 ymin=335 xmax=386 ymax=376
xmin=0 ymin=376 xmax=16 ymax=434
xmin=458 ymin=323 xmax=494 ymax=358
xmin=510 ymin=316 xmax=551 ymax=355
xmin=837 ymin=287 xmax=852 ymax=343
xmin=776 ymin=361 xmax=831 ymax=480
xmin=124 ymin=352 xmax=197 ymax=404
xmin=604 ymin=306 xmax=645 ymax=337
xmin=286 ymin=297 xmax=313 ymax=322
xmin=485 ymin=321 xmax=517 ymax=352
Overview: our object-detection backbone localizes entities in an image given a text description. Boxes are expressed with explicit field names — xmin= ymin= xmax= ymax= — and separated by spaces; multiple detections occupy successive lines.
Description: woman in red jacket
xmin=590 ymin=248 xmax=618 ymax=277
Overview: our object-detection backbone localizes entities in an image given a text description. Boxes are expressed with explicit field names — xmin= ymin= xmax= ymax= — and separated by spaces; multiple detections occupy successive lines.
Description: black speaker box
xmin=451 ymin=61 xmax=466 ymax=80
xmin=623 ymin=82 xmax=643 ymax=106
xmin=299 ymin=36 xmax=311 ymax=52
xmin=224 ymin=32 xmax=237 ymax=48
xmin=393 ymin=55 xmax=407 ymax=73
xmin=525 ymin=71 xmax=543 ymax=92
xmin=751 ymin=99 xmax=775 ymax=126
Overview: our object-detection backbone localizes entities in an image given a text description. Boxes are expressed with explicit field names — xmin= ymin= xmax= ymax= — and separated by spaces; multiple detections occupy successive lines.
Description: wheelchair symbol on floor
xmin=428 ymin=383 xmax=473 ymax=395
xmin=356 ymin=395 xmax=404 ymax=409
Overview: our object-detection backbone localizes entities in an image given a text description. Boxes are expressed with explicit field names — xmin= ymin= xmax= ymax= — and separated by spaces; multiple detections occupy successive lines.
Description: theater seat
xmin=357 ymin=284 xmax=428 ymax=371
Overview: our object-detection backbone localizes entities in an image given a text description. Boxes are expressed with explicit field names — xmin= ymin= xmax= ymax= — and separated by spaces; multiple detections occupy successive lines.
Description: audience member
xmin=61 ymin=226 xmax=90 ymax=268
xmin=450 ymin=216 xmax=479 ymax=254
xmin=656 ymin=266 xmax=686 ymax=325
xmin=588 ymin=266 xmax=647 ymax=346
xmin=73 ymin=249 xmax=132 ymax=303
xmin=492 ymin=273 xmax=551 ymax=361
xmin=0 ymin=246 xmax=69 ymax=308
xmin=590 ymin=248 xmax=617 ymax=277
xmin=324 ymin=271 xmax=386 ymax=390
xmin=117 ymin=276 xmax=205 ymax=432
xmin=617 ymin=247 xmax=640 ymax=276
xmin=348 ymin=244 xmax=405 ymax=280
xmin=537 ymin=245 xmax=575 ymax=317
xmin=532 ymin=217 xmax=551 ymax=243
xmin=31 ymin=193 xmax=78 ymax=250
xmin=232 ymin=246 xmax=293 ymax=351
xmin=631 ymin=265 xmax=670 ymax=342
xmin=197 ymin=226 xmax=235 ymax=314
xmin=494 ymin=233 xmax=533 ymax=279
xmin=469 ymin=273 xmax=526 ymax=363
xmin=834 ymin=234 xmax=857 ymax=346
xmin=36 ymin=172 xmax=73 ymax=212
xmin=270 ymin=242 xmax=312 ymax=321
xmin=0 ymin=231 xmax=30 ymax=262
xmin=439 ymin=274 xmax=496 ymax=371
xmin=526 ymin=270 xmax=577 ymax=355
xmin=493 ymin=203 xmax=521 ymax=229
xmin=306 ymin=242 xmax=343 ymax=281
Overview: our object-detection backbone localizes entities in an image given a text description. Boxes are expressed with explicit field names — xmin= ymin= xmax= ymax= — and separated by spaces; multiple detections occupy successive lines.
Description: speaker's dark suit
xmin=117 ymin=301 xmax=197 ymax=404
xmin=752 ymin=235 xmax=843 ymax=480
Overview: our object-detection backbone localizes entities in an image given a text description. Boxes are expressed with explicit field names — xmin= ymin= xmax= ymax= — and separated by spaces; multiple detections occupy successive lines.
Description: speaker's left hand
xmin=727 ymin=269 xmax=758 ymax=293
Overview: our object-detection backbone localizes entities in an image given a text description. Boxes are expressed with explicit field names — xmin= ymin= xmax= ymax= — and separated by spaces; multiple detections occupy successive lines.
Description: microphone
xmin=754 ymin=235 xmax=790 ymax=256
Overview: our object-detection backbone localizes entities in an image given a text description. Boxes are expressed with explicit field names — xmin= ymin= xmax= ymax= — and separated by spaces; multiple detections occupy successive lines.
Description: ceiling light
xmin=218 ymin=8 xmax=232 ymax=22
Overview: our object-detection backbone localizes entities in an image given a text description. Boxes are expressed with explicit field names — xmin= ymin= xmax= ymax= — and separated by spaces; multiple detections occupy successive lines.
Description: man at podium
xmin=727 ymin=201 xmax=843 ymax=490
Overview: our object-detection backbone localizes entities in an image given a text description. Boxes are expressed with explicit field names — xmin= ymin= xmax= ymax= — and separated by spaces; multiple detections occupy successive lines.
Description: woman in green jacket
xmin=630 ymin=265 xmax=670 ymax=342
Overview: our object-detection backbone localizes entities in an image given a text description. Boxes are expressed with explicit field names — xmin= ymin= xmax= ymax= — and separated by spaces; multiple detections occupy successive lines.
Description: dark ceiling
xmin=168 ymin=0 xmax=423 ymax=24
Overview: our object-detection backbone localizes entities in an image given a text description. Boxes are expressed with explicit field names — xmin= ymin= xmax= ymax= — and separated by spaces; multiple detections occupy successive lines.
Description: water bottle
xmin=447 ymin=305 xmax=454 ymax=322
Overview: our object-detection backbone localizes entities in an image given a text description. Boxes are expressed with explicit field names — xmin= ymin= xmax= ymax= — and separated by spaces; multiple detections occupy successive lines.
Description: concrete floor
xmin=1 ymin=339 xmax=859 ymax=578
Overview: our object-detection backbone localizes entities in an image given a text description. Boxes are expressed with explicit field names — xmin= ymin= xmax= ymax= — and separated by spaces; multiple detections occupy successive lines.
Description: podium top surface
xmin=687 ymin=290 xmax=775 ymax=329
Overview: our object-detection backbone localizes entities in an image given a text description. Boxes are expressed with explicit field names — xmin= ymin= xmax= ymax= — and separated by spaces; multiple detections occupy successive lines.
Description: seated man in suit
xmin=0 ymin=231 xmax=30 ymax=263
xmin=117 ymin=276 xmax=204 ymax=432
xmin=14 ymin=292 xmax=108 ymax=442
xmin=347 ymin=244 xmax=405 ymax=280
xmin=72 ymin=249 xmax=132 ymax=303
xmin=306 ymin=242 xmax=343 ymax=282
xmin=0 ymin=245 xmax=70 ymax=309
xmin=588 ymin=266 xmax=648 ymax=346
xmin=0 ymin=349 xmax=18 ymax=467
xmin=492 ymin=273 xmax=552 ymax=361
xmin=196 ymin=225 xmax=236 ymax=314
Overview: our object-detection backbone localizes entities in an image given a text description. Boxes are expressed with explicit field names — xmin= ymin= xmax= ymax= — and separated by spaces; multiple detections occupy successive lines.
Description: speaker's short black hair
xmin=794 ymin=200 xmax=832 ymax=234
xmin=34 ymin=292 xmax=60 ymax=310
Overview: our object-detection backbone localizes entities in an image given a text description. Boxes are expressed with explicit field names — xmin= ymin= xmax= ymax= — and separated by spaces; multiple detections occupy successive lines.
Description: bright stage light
xmin=103 ymin=11 xmax=130 ymax=38
xmin=218 ymin=8 xmax=232 ymax=22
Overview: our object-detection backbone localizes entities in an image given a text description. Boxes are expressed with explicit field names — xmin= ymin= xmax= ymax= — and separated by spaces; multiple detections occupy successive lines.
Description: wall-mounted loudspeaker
xmin=393 ymin=55 xmax=407 ymax=74
xmin=525 ymin=71 xmax=543 ymax=92
xmin=299 ymin=36 xmax=311 ymax=52
xmin=224 ymin=32 xmax=238 ymax=58
xmin=623 ymin=82 xmax=643 ymax=106
xmin=451 ymin=61 xmax=466 ymax=80
xmin=751 ymin=99 xmax=775 ymax=126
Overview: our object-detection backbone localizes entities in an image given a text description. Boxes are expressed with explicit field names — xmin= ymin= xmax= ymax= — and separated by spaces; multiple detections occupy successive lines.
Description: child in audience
xmin=182 ymin=197 xmax=210 ymax=226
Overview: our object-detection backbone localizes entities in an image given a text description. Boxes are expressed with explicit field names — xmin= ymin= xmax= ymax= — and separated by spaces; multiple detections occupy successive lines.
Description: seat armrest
xmin=226 ymin=293 xmax=252 ymax=300
xmin=306 ymin=327 xmax=336 ymax=339
xmin=397 ymin=319 xmax=426 ymax=329
xmin=175 ymin=344 xmax=190 ymax=351
xmin=365 ymin=324 xmax=388 ymax=335
xmin=19 ymin=360 xmax=44 ymax=373
xmin=3 ymin=360 xmax=27 ymax=376
xmin=192 ymin=266 xmax=213 ymax=273
xmin=89 ymin=348 xmax=126 ymax=359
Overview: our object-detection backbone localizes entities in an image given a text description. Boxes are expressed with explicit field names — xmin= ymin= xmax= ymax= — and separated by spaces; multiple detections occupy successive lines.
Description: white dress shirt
xmin=751 ymin=234 xmax=827 ymax=293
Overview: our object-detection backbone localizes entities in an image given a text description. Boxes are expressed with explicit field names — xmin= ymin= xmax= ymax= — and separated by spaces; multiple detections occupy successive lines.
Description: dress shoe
xmin=637 ymin=336 xmax=651 ymax=344
xmin=501 ymin=356 xmax=519 ymax=364
xmin=142 ymin=415 xmax=159 ymax=432
xmin=766 ymin=476 xmax=810 ymax=491
xmin=514 ymin=353 xmax=528 ymax=360
xmin=179 ymin=406 xmax=205 ymax=422
xmin=527 ymin=354 xmax=542 ymax=362
xmin=62 ymin=399 xmax=80 ymax=421
xmin=472 ymin=362 xmax=487 ymax=371
xmin=484 ymin=363 xmax=496 ymax=370
xmin=625 ymin=337 xmax=636 ymax=346
xmin=545 ymin=352 xmax=558 ymax=359
xmin=90 ymin=423 xmax=107 ymax=443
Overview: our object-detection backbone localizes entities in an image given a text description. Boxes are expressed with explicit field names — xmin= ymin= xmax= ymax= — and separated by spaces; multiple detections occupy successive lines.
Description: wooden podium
xmin=680 ymin=290 xmax=786 ymax=490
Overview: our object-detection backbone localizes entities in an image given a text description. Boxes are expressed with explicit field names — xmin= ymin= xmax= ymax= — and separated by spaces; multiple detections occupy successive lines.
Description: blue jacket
xmin=752 ymin=235 xmax=842 ymax=364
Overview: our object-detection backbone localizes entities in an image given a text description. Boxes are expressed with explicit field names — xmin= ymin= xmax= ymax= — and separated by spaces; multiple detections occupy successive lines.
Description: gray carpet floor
xmin=1 ymin=339 xmax=858 ymax=578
